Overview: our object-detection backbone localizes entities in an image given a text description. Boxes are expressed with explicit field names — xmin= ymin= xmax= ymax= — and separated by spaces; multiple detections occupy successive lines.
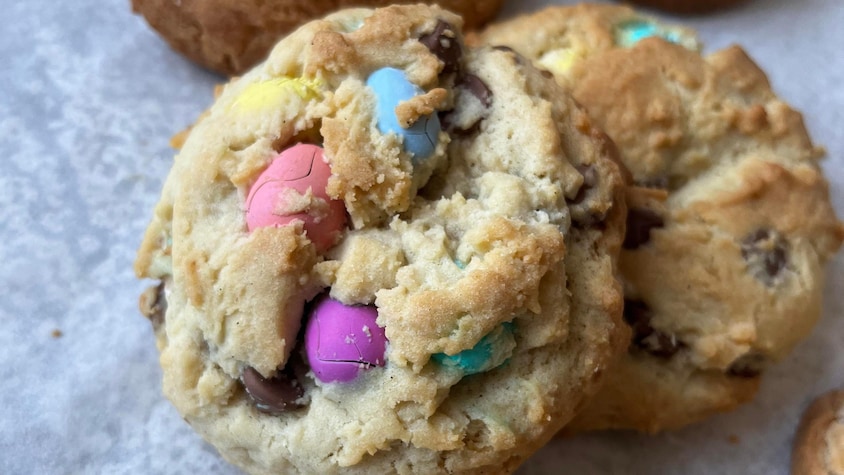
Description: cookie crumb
xmin=395 ymin=88 xmax=448 ymax=127
xmin=170 ymin=128 xmax=192 ymax=149
xmin=51 ymin=329 xmax=63 ymax=339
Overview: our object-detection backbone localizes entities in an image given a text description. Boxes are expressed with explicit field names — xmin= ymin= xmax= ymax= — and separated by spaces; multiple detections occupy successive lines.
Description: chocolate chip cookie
xmin=478 ymin=4 xmax=844 ymax=433
xmin=131 ymin=0 xmax=505 ymax=75
xmin=134 ymin=6 xmax=627 ymax=473
xmin=792 ymin=389 xmax=844 ymax=475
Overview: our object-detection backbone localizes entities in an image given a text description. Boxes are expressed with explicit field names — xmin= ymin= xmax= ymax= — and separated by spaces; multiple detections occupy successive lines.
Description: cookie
xmin=131 ymin=0 xmax=505 ymax=75
xmin=473 ymin=4 xmax=700 ymax=65
xmin=478 ymin=4 xmax=844 ymax=433
xmin=616 ymin=0 xmax=748 ymax=15
xmin=792 ymin=389 xmax=844 ymax=475
xmin=134 ymin=5 xmax=627 ymax=473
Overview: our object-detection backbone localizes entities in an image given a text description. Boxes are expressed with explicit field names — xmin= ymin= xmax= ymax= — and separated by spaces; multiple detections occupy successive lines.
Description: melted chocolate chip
xmin=623 ymin=208 xmax=664 ymax=249
xmin=571 ymin=165 xmax=598 ymax=205
xmin=623 ymin=299 xmax=682 ymax=358
xmin=565 ymin=129 xmax=624 ymax=228
xmin=491 ymin=45 xmax=516 ymax=54
xmin=741 ymin=229 xmax=788 ymax=285
xmin=241 ymin=366 xmax=304 ymax=414
xmin=635 ymin=176 xmax=670 ymax=190
xmin=461 ymin=74 xmax=493 ymax=108
xmin=419 ymin=21 xmax=461 ymax=75
xmin=590 ymin=129 xmax=623 ymax=172
xmin=727 ymin=352 xmax=767 ymax=378
xmin=138 ymin=281 xmax=167 ymax=330
xmin=439 ymin=74 xmax=493 ymax=136
xmin=491 ymin=45 xmax=525 ymax=65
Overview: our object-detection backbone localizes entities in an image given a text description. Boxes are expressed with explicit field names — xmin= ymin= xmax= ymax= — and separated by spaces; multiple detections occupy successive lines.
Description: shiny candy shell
xmin=366 ymin=67 xmax=439 ymax=161
xmin=538 ymin=45 xmax=588 ymax=76
xmin=432 ymin=322 xmax=515 ymax=375
xmin=232 ymin=77 xmax=322 ymax=113
xmin=245 ymin=144 xmax=346 ymax=252
xmin=615 ymin=20 xmax=684 ymax=48
xmin=304 ymin=296 xmax=388 ymax=383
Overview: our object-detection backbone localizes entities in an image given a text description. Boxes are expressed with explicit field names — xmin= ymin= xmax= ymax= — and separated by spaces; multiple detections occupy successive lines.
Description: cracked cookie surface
xmin=478 ymin=4 xmax=844 ymax=433
xmin=134 ymin=5 xmax=626 ymax=473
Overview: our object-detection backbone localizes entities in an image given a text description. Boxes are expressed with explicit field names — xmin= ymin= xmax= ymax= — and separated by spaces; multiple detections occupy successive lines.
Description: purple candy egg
xmin=304 ymin=295 xmax=388 ymax=383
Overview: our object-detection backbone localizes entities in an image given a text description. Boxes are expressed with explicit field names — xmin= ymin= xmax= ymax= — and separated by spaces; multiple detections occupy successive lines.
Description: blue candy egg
xmin=616 ymin=20 xmax=683 ymax=48
xmin=433 ymin=323 xmax=515 ymax=375
xmin=366 ymin=67 xmax=439 ymax=161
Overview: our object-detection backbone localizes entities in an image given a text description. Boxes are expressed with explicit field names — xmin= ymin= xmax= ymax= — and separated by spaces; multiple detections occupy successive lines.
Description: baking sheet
xmin=1 ymin=0 xmax=841 ymax=473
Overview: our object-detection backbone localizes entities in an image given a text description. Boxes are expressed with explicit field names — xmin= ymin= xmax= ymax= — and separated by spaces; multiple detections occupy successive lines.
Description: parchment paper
xmin=1 ymin=0 xmax=841 ymax=473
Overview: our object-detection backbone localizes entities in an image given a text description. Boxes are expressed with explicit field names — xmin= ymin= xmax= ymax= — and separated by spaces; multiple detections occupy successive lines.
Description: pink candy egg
xmin=304 ymin=295 xmax=388 ymax=383
xmin=245 ymin=144 xmax=346 ymax=252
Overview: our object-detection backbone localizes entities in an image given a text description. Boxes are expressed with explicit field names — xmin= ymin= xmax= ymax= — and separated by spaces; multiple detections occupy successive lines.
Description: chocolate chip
xmin=741 ymin=229 xmax=788 ymax=285
xmin=461 ymin=74 xmax=493 ymax=108
xmin=439 ymin=74 xmax=493 ymax=136
xmin=623 ymin=299 xmax=682 ymax=358
xmin=727 ymin=352 xmax=767 ymax=378
xmin=623 ymin=208 xmax=664 ymax=249
xmin=491 ymin=45 xmax=525 ymax=65
xmin=492 ymin=45 xmax=519 ymax=56
xmin=139 ymin=281 xmax=167 ymax=330
xmin=635 ymin=176 xmax=669 ymax=189
xmin=491 ymin=45 xmax=516 ymax=54
xmin=571 ymin=165 xmax=598 ymax=205
xmin=419 ymin=21 xmax=461 ymax=75
xmin=241 ymin=366 xmax=304 ymax=414
xmin=590 ymin=128 xmax=622 ymax=168
xmin=622 ymin=299 xmax=650 ymax=327
xmin=566 ymin=129 xmax=624 ymax=228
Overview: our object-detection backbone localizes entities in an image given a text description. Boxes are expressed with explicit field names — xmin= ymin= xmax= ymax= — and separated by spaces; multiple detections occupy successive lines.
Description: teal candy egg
xmin=615 ymin=20 xmax=683 ymax=47
xmin=433 ymin=323 xmax=515 ymax=375
xmin=366 ymin=67 xmax=439 ymax=161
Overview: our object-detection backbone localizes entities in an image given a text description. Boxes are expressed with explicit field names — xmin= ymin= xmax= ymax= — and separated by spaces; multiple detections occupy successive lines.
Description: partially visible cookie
xmin=792 ymin=389 xmax=844 ymax=475
xmin=472 ymin=4 xmax=700 ymax=68
xmin=617 ymin=0 xmax=749 ymax=15
xmin=134 ymin=5 xmax=627 ymax=473
xmin=132 ymin=0 xmax=505 ymax=75
xmin=478 ymin=4 xmax=844 ymax=433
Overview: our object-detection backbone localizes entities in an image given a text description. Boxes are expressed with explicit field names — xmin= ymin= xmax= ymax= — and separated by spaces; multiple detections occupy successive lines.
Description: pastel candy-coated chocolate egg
xmin=366 ymin=67 xmax=439 ymax=161
xmin=538 ymin=47 xmax=584 ymax=76
xmin=233 ymin=77 xmax=322 ymax=113
xmin=432 ymin=323 xmax=515 ymax=375
xmin=245 ymin=144 xmax=346 ymax=252
xmin=304 ymin=295 xmax=388 ymax=383
xmin=615 ymin=20 xmax=683 ymax=48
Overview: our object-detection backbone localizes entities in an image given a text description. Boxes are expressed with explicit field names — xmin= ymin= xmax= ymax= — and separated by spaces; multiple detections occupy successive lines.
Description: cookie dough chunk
xmin=478 ymin=4 xmax=844 ymax=433
xmin=792 ymin=389 xmax=844 ymax=475
xmin=134 ymin=6 xmax=627 ymax=473
xmin=131 ymin=0 xmax=505 ymax=75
